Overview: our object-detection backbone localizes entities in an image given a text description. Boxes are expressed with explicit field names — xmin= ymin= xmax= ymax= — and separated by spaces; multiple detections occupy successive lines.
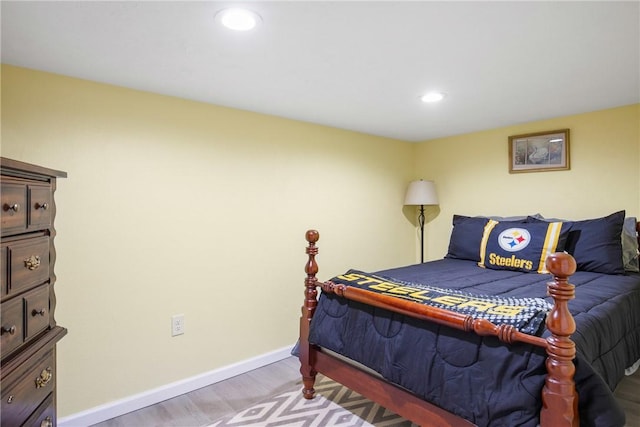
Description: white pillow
xmin=622 ymin=217 xmax=639 ymax=272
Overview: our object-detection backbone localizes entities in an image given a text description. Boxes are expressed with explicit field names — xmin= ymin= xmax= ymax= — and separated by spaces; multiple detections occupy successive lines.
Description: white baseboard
xmin=58 ymin=346 xmax=295 ymax=427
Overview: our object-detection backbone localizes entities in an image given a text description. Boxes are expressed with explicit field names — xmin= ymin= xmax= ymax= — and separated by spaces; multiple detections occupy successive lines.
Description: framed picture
xmin=508 ymin=129 xmax=570 ymax=173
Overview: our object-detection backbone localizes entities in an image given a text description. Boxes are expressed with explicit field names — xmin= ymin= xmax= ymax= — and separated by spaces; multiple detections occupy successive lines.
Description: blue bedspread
xmin=308 ymin=258 xmax=640 ymax=427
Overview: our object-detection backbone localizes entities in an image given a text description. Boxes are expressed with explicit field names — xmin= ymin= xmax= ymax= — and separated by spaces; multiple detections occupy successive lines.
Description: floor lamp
xmin=404 ymin=180 xmax=439 ymax=263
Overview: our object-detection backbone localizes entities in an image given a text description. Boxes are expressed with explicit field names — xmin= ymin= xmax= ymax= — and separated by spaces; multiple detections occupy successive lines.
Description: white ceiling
xmin=2 ymin=1 xmax=639 ymax=142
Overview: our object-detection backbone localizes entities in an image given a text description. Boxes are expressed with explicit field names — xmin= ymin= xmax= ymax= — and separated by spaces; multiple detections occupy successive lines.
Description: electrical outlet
xmin=171 ymin=314 xmax=185 ymax=336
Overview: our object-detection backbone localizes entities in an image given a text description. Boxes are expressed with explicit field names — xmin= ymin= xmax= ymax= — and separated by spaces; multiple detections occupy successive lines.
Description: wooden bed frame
xmin=298 ymin=225 xmax=639 ymax=427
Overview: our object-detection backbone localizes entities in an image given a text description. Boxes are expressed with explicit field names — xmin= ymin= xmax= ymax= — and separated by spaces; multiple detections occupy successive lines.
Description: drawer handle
xmin=35 ymin=367 xmax=53 ymax=388
xmin=41 ymin=417 xmax=53 ymax=427
xmin=1 ymin=325 xmax=16 ymax=335
xmin=4 ymin=203 xmax=20 ymax=212
xmin=32 ymin=308 xmax=46 ymax=317
xmin=35 ymin=202 xmax=49 ymax=210
xmin=24 ymin=255 xmax=41 ymax=270
xmin=6 ymin=395 xmax=14 ymax=404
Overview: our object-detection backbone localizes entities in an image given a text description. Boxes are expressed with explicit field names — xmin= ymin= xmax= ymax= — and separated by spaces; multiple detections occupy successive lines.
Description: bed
xmin=298 ymin=211 xmax=640 ymax=427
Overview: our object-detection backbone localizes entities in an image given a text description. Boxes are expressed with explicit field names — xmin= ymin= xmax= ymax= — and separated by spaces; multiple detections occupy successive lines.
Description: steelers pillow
xmin=478 ymin=220 xmax=571 ymax=273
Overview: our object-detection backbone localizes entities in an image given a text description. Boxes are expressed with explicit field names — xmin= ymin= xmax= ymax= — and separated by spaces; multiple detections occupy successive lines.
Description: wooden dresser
xmin=1 ymin=158 xmax=67 ymax=427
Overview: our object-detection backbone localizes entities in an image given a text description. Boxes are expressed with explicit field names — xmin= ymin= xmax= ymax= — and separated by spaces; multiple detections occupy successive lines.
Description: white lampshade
xmin=404 ymin=180 xmax=439 ymax=206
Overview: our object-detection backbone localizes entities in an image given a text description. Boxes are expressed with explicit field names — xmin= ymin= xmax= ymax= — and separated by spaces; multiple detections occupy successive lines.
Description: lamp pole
xmin=418 ymin=204 xmax=425 ymax=263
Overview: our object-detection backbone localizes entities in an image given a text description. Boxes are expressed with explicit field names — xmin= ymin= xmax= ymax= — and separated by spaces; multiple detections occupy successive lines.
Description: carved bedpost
xmin=540 ymin=252 xmax=579 ymax=427
xmin=299 ymin=230 xmax=320 ymax=399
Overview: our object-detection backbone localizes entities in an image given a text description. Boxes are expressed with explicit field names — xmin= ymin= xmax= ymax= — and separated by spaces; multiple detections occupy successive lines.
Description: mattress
xmin=308 ymin=258 xmax=640 ymax=427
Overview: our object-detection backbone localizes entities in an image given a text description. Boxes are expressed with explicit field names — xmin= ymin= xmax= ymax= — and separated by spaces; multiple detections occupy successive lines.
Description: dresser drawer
xmin=1 ymin=181 xmax=53 ymax=236
xmin=28 ymin=185 xmax=53 ymax=229
xmin=8 ymin=237 xmax=50 ymax=295
xmin=1 ymin=350 xmax=55 ymax=427
xmin=1 ymin=297 xmax=25 ymax=356
xmin=1 ymin=244 xmax=7 ymax=298
xmin=1 ymin=182 xmax=27 ymax=236
xmin=23 ymin=393 xmax=55 ymax=427
xmin=24 ymin=286 xmax=50 ymax=341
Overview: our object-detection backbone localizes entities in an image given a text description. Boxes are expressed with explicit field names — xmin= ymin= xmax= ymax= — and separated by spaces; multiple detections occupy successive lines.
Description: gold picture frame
xmin=509 ymin=129 xmax=570 ymax=173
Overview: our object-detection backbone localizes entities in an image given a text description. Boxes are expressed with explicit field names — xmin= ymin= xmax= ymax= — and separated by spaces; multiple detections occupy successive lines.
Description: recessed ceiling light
xmin=420 ymin=92 xmax=445 ymax=103
xmin=215 ymin=8 xmax=262 ymax=31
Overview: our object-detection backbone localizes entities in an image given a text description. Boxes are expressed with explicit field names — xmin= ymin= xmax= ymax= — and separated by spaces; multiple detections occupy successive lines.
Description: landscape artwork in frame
xmin=509 ymin=129 xmax=570 ymax=173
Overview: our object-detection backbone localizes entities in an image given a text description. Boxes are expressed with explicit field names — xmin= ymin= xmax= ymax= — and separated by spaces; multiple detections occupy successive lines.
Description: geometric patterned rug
xmin=208 ymin=375 xmax=418 ymax=426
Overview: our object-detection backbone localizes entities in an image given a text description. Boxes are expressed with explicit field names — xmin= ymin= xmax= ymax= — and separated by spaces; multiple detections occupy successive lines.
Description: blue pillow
xmin=445 ymin=215 xmax=489 ymax=262
xmin=528 ymin=211 xmax=625 ymax=275
xmin=478 ymin=220 xmax=571 ymax=273
xmin=445 ymin=214 xmax=539 ymax=262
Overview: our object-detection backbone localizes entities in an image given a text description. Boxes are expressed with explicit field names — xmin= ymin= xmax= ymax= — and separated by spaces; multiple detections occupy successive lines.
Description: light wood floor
xmin=90 ymin=357 xmax=302 ymax=427
xmin=617 ymin=367 xmax=640 ymax=427
xmin=92 ymin=356 xmax=640 ymax=427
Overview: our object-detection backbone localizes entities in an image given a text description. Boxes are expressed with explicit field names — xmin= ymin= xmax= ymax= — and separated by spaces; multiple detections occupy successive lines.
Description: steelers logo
xmin=498 ymin=228 xmax=531 ymax=252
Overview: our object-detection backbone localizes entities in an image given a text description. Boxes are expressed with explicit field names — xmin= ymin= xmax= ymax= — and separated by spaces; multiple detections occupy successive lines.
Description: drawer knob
xmin=24 ymin=255 xmax=41 ymax=270
xmin=1 ymin=325 xmax=16 ymax=335
xmin=4 ymin=203 xmax=20 ymax=212
xmin=41 ymin=417 xmax=53 ymax=427
xmin=35 ymin=202 xmax=49 ymax=210
xmin=6 ymin=395 xmax=14 ymax=404
xmin=35 ymin=367 xmax=53 ymax=388
xmin=32 ymin=308 xmax=46 ymax=317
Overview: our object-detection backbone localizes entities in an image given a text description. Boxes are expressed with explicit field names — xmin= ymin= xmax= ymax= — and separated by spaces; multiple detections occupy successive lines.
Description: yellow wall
xmin=416 ymin=104 xmax=640 ymax=260
xmin=3 ymin=63 xmax=639 ymax=418
xmin=1 ymin=65 xmax=416 ymax=416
